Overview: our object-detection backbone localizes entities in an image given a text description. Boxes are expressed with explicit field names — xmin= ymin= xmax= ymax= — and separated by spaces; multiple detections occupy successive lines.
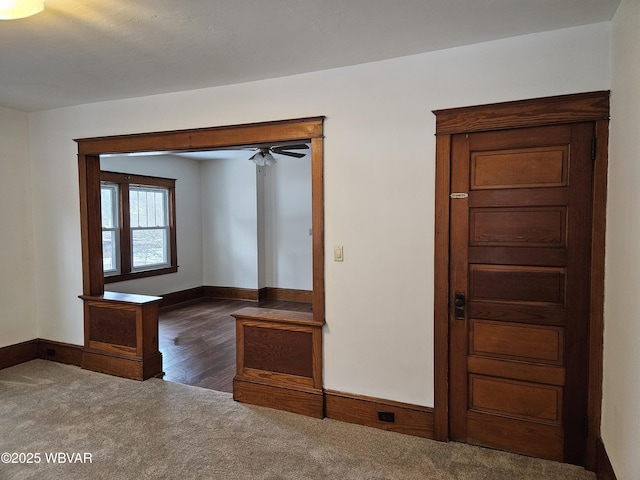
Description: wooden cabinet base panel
xmin=325 ymin=390 xmax=434 ymax=438
xmin=233 ymin=377 xmax=324 ymax=418
xmin=82 ymin=350 xmax=163 ymax=381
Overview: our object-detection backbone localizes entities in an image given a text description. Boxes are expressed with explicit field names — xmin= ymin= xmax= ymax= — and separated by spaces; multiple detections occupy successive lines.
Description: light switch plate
xmin=334 ymin=245 xmax=344 ymax=262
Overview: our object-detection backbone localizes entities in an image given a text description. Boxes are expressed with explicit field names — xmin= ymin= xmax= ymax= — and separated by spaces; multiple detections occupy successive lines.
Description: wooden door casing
xmin=432 ymin=91 xmax=610 ymax=470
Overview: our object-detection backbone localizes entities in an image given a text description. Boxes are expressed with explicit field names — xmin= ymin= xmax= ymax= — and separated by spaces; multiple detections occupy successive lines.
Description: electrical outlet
xmin=378 ymin=411 xmax=395 ymax=423
xmin=46 ymin=348 xmax=55 ymax=356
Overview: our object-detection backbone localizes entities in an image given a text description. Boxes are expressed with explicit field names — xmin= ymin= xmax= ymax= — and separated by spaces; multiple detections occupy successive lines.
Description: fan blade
xmin=273 ymin=150 xmax=307 ymax=158
xmin=272 ymin=144 xmax=309 ymax=152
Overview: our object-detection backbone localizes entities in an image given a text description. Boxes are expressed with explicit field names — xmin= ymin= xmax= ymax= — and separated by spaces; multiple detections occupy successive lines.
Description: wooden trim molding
xmin=585 ymin=119 xmax=610 ymax=471
xmin=76 ymin=117 xmax=324 ymax=156
xmin=233 ymin=378 xmax=324 ymax=418
xmin=0 ymin=340 xmax=38 ymax=370
xmin=325 ymin=390 xmax=434 ymax=438
xmin=159 ymin=287 xmax=205 ymax=309
xmin=159 ymin=286 xmax=313 ymax=309
xmin=76 ymin=119 xmax=326 ymax=385
xmin=432 ymin=91 xmax=610 ymax=468
xmin=203 ymin=286 xmax=259 ymax=301
xmin=0 ymin=339 xmax=83 ymax=370
xmin=37 ymin=339 xmax=83 ymax=366
xmin=258 ymin=287 xmax=312 ymax=303
xmin=596 ymin=438 xmax=618 ymax=480
xmin=433 ymin=91 xmax=610 ymax=135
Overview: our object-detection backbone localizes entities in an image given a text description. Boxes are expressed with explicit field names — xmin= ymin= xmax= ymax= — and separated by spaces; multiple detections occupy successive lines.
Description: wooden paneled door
xmin=448 ymin=122 xmax=594 ymax=464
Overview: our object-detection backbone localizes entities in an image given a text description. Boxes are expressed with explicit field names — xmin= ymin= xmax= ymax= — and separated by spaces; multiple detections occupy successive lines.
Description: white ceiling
xmin=0 ymin=0 xmax=620 ymax=112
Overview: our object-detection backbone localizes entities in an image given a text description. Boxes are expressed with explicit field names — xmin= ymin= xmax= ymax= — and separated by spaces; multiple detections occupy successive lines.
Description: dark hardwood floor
xmin=159 ymin=298 xmax=312 ymax=393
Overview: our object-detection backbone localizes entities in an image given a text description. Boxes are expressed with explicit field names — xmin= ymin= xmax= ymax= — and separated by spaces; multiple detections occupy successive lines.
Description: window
xmin=100 ymin=171 xmax=177 ymax=283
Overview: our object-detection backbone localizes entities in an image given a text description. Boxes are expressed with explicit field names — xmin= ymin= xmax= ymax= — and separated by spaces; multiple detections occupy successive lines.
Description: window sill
xmin=104 ymin=266 xmax=178 ymax=284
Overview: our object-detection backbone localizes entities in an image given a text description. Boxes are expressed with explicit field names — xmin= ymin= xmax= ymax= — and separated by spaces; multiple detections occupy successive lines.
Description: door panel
xmin=449 ymin=123 xmax=593 ymax=464
xmin=470 ymin=320 xmax=564 ymax=364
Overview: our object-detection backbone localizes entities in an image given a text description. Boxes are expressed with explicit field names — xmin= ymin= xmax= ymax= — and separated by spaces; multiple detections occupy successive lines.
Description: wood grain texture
xmin=325 ymin=390 xmax=434 ymax=438
xmin=159 ymin=287 xmax=205 ymax=308
xmin=231 ymin=307 xmax=316 ymax=326
xmin=311 ymin=136 xmax=325 ymax=325
xmin=469 ymin=375 xmax=562 ymax=424
xmin=159 ymin=298 xmax=311 ymax=393
xmin=243 ymin=325 xmax=313 ymax=378
xmin=203 ymin=286 xmax=259 ymax=301
xmin=471 ymin=146 xmax=567 ymax=189
xmin=81 ymin=350 xmax=162 ymax=381
xmin=0 ymin=340 xmax=38 ymax=370
xmin=233 ymin=306 xmax=323 ymax=414
xmin=259 ymin=287 xmax=312 ymax=303
xmin=433 ymin=133 xmax=451 ymax=441
xmin=470 ymin=320 xmax=563 ymax=364
xmin=434 ymin=92 xmax=609 ymax=469
xmin=466 ymin=411 xmax=563 ymax=461
xmin=78 ymin=154 xmax=103 ymax=296
xmin=37 ymin=339 xmax=83 ymax=366
xmin=586 ymin=120 xmax=610 ymax=471
xmin=77 ymin=117 xmax=326 ymax=390
xmin=469 ymin=207 xmax=566 ymax=247
xmin=81 ymin=293 xmax=162 ymax=380
xmin=88 ymin=305 xmax=138 ymax=348
xmin=433 ymin=91 xmax=609 ymax=135
xmin=467 ymin=357 xmax=564 ymax=386
xmin=76 ymin=117 xmax=325 ymax=155
xmin=233 ymin=377 xmax=324 ymax=418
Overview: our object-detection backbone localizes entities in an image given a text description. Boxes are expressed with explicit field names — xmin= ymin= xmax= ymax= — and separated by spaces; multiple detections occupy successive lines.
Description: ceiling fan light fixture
xmin=249 ymin=149 xmax=277 ymax=166
xmin=0 ymin=0 xmax=44 ymax=20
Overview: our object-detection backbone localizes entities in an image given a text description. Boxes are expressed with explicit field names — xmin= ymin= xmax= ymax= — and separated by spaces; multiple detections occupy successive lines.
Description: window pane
xmin=101 ymin=185 xmax=115 ymax=228
xmin=130 ymin=189 xmax=139 ymax=228
xmin=130 ymin=187 xmax=168 ymax=228
xmin=102 ymin=230 xmax=117 ymax=272
xmin=132 ymin=229 xmax=167 ymax=268
xmin=155 ymin=191 xmax=166 ymax=225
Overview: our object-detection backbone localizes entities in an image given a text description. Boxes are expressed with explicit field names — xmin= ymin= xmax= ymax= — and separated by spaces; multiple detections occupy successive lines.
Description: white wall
xmin=602 ymin=0 xmax=640 ymax=477
xmin=0 ymin=106 xmax=36 ymax=347
xmin=99 ymin=154 xmax=204 ymax=296
xmin=262 ymin=155 xmax=312 ymax=290
xmin=201 ymin=158 xmax=258 ymax=288
xmin=27 ymin=22 xmax=610 ymax=405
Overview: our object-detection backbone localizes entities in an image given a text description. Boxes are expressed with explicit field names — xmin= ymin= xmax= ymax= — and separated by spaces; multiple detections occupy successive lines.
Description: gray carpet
xmin=0 ymin=360 xmax=595 ymax=480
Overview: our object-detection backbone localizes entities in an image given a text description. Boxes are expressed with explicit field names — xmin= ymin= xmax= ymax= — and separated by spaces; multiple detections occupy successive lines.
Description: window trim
xmin=101 ymin=170 xmax=177 ymax=284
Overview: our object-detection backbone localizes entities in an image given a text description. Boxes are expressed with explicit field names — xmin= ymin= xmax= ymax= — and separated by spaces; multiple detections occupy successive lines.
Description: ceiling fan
xmin=248 ymin=144 xmax=309 ymax=166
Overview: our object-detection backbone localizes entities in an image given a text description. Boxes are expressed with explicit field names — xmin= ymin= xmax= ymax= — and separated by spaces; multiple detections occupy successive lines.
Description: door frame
xmin=76 ymin=116 xmax=326 ymax=325
xmin=432 ymin=92 xmax=609 ymax=469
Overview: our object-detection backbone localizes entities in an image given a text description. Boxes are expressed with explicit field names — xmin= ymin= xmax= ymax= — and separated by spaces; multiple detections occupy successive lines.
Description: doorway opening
xmin=76 ymin=117 xmax=325 ymax=393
